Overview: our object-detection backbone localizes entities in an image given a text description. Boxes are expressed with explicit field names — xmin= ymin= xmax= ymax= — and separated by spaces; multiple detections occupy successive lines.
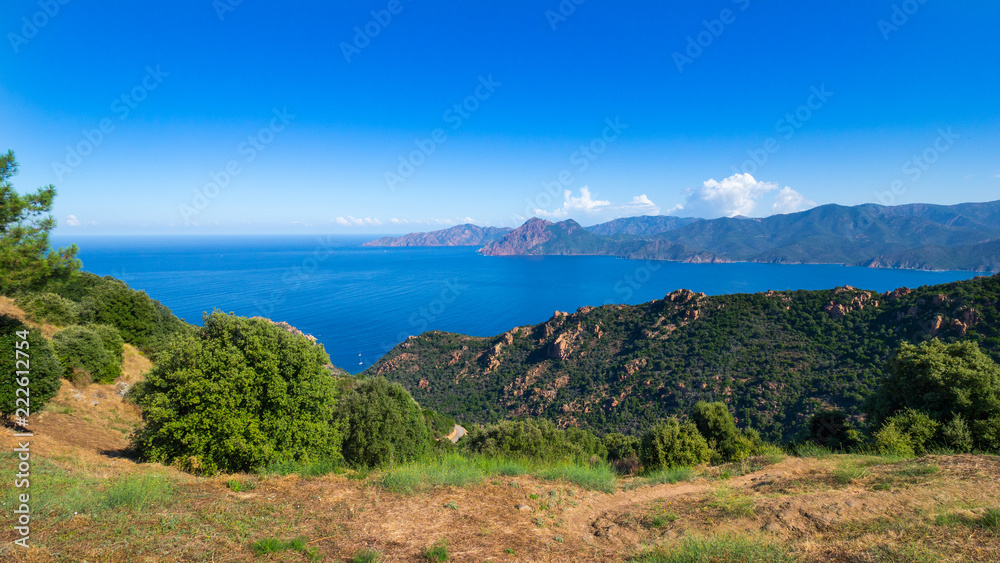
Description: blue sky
xmin=2 ymin=0 xmax=998 ymax=235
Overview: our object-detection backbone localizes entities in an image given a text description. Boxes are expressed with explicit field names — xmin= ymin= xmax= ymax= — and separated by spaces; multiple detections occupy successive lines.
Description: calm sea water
xmin=56 ymin=235 xmax=979 ymax=374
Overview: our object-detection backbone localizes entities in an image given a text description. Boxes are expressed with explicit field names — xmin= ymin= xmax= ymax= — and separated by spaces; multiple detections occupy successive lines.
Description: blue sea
xmin=56 ymin=235 xmax=980 ymax=374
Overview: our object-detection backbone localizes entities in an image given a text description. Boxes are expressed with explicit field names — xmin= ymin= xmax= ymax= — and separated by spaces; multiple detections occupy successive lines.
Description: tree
xmin=639 ymin=418 xmax=712 ymax=471
xmin=692 ymin=401 xmax=753 ymax=462
xmin=131 ymin=313 xmax=343 ymax=474
xmin=52 ymin=325 xmax=120 ymax=384
xmin=338 ymin=377 xmax=430 ymax=467
xmin=1 ymin=315 xmax=63 ymax=418
xmin=0 ymin=150 xmax=79 ymax=293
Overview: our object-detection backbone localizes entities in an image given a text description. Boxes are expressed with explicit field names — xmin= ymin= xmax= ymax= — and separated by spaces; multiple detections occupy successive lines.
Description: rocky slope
xmin=368 ymin=274 xmax=1000 ymax=441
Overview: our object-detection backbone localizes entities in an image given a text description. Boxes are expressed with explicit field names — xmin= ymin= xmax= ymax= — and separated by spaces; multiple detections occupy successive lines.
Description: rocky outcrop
xmin=479 ymin=218 xmax=555 ymax=256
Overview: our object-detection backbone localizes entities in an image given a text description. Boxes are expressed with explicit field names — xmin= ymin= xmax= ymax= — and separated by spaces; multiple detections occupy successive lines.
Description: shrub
xmin=869 ymin=340 xmax=1000 ymax=450
xmin=131 ymin=313 xmax=343 ymax=474
xmin=0 ymin=314 xmax=63 ymax=417
xmin=76 ymin=277 xmax=191 ymax=352
xmin=940 ymin=414 xmax=974 ymax=453
xmin=692 ymin=401 xmax=754 ymax=462
xmin=873 ymin=421 xmax=915 ymax=457
xmin=640 ymin=418 xmax=712 ymax=472
xmin=464 ymin=418 xmax=606 ymax=464
xmin=89 ymin=324 xmax=124 ymax=366
xmin=14 ymin=292 xmax=78 ymax=326
xmin=807 ymin=409 xmax=862 ymax=450
xmin=603 ymin=432 xmax=640 ymax=461
xmin=51 ymin=325 xmax=120 ymax=384
xmin=973 ymin=417 xmax=1000 ymax=453
xmin=884 ymin=409 xmax=939 ymax=455
xmin=339 ymin=377 xmax=429 ymax=468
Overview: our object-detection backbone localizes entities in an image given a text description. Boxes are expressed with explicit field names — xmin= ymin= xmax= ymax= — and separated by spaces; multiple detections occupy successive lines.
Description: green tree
xmin=1 ymin=315 xmax=63 ymax=417
xmin=338 ymin=377 xmax=430 ymax=467
xmin=78 ymin=277 xmax=190 ymax=352
xmin=52 ymin=325 xmax=120 ymax=384
xmin=639 ymin=418 xmax=712 ymax=471
xmin=131 ymin=313 xmax=343 ymax=474
xmin=692 ymin=401 xmax=753 ymax=462
xmin=869 ymin=340 xmax=1000 ymax=450
xmin=883 ymin=409 xmax=939 ymax=456
xmin=0 ymin=150 xmax=80 ymax=293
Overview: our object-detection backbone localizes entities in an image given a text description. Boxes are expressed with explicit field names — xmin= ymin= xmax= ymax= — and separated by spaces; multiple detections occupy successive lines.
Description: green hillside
xmin=368 ymin=274 xmax=1000 ymax=442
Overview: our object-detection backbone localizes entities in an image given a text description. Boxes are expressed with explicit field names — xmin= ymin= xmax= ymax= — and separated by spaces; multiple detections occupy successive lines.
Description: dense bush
xmin=89 ymin=324 xmax=124 ymax=367
xmin=873 ymin=421 xmax=914 ymax=457
xmin=639 ymin=418 xmax=712 ymax=471
xmin=806 ymin=409 xmax=862 ymax=450
xmin=0 ymin=315 xmax=63 ymax=417
xmin=464 ymin=418 xmax=606 ymax=464
xmin=603 ymin=432 xmax=640 ymax=461
xmin=13 ymin=292 xmax=78 ymax=326
xmin=940 ymin=414 xmax=974 ymax=453
xmin=52 ymin=325 xmax=120 ymax=384
xmin=338 ymin=377 xmax=430 ymax=468
xmin=691 ymin=401 xmax=754 ymax=462
xmin=869 ymin=340 xmax=1000 ymax=451
xmin=884 ymin=409 xmax=939 ymax=455
xmin=131 ymin=313 xmax=343 ymax=474
xmin=76 ymin=277 xmax=191 ymax=352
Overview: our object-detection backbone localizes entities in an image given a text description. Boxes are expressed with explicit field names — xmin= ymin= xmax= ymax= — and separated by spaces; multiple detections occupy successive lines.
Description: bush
xmin=464 ymin=418 xmax=606 ymax=464
xmin=885 ymin=409 xmax=939 ymax=455
xmin=973 ymin=417 xmax=1000 ymax=453
xmin=76 ymin=277 xmax=191 ymax=352
xmin=339 ymin=377 xmax=429 ymax=468
xmin=131 ymin=313 xmax=343 ymax=474
xmin=873 ymin=421 xmax=915 ymax=457
xmin=14 ymin=292 xmax=78 ymax=326
xmin=52 ymin=325 xmax=120 ymax=384
xmin=806 ymin=409 xmax=862 ymax=450
xmin=640 ymin=418 xmax=712 ymax=472
xmin=603 ymin=432 xmax=640 ymax=461
xmin=940 ymin=414 xmax=974 ymax=453
xmin=869 ymin=340 xmax=1000 ymax=450
xmin=0 ymin=314 xmax=63 ymax=417
xmin=89 ymin=324 xmax=124 ymax=366
xmin=692 ymin=401 xmax=754 ymax=463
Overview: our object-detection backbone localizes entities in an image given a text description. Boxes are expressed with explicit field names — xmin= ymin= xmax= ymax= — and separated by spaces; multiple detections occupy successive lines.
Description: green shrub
xmin=464 ymin=418 xmax=606 ymax=464
xmin=937 ymin=414 xmax=973 ymax=453
xmin=89 ymin=324 xmax=124 ymax=366
xmin=869 ymin=340 xmax=1000 ymax=451
xmin=52 ymin=325 xmax=120 ymax=384
xmin=885 ymin=409 xmax=939 ymax=456
xmin=806 ymin=409 xmax=862 ymax=450
xmin=691 ymin=401 xmax=754 ymax=463
xmin=14 ymin=292 xmax=78 ymax=326
xmin=973 ymin=417 xmax=1000 ymax=453
xmin=0 ymin=315 xmax=63 ymax=417
xmin=339 ymin=377 xmax=429 ymax=468
xmin=603 ymin=432 xmax=640 ymax=461
xmin=131 ymin=313 xmax=343 ymax=474
xmin=640 ymin=418 xmax=712 ymax=472
xmin=873 ymin=421 xmax=915 ymax=457
xmin=76 ymin=277 xmax=191 ymax=352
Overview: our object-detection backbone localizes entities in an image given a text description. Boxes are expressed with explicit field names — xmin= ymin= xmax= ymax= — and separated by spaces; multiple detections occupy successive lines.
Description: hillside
xmin=362 ymin=224 xmax=512 ymax=247
xmin=374 ymin=200 xmax=1000 ymax=272
xmin=369 ymin=274 xmax=1000 ymax=441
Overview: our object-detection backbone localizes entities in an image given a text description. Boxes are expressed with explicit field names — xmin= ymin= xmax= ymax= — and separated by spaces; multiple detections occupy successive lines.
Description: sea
xmin=56 ymin=235 xmax=980 ymax=374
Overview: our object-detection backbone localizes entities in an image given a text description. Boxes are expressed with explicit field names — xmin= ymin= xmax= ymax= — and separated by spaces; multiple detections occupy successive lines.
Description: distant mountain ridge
xmin=363 ymin=224 xmax=511 ymax=247
xmin=362 ymin=200 xmax=1000 ymax=272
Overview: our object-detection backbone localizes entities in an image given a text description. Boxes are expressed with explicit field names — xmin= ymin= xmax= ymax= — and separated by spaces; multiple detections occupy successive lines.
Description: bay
xmin=56 ymin=235 xmax=980 ymax=374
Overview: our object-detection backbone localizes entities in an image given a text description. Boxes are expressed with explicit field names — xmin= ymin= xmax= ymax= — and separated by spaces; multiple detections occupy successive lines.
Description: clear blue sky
xmin=3 ymin=0 xmax=998 ymax=235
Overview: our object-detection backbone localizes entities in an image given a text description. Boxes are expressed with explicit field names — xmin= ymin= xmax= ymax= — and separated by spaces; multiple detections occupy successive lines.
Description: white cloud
xmin=616 ymin=194 xmax=660 ymax=215
xmin=334 ymin=216 xmax=382 ymax=227
xmin=535 ymin=186 xmax=611 ymax=218
xmin=672 ymin=174 xmax=814 ymax=218
xmin=65 ymin=214 xmax=82 ymax=227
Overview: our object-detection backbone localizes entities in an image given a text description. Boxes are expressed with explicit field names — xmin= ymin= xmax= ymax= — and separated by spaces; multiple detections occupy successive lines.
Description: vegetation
xmin=371 ymin=274 xmax=1000 ymax=443
xmin=130 ymin=313 xmax=344 ymax=474
xmin=0 ymin=149 xmax=80 ymax=294
xmin=464 ymin=418 xmax=606 ymax=464
xmin=639 ymin=418 xmax=711 ymax=472
xmin=76 ymin=275 xmax=192 ymax=352
xmin=0 ymin=314 xmax=62 ymax=417
xmin=338 ymin=377 xmax=430 ymax=468
xmin=52 ymin=325 xmax=121 ymax=384
xmin=13 ymin=291 xmax=79 ymax=326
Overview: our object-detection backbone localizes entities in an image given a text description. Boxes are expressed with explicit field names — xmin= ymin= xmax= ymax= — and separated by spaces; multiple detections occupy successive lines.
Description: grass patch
xmin=707 ymin=487 xmax=756 ymax=518
xmin=832 ymin=464 xmax=868 ymax=485
xmin=101 ymin=473 xmax=175 ymax=511
xmin=642 ymin=467 xmax=695 ymax=486
xmin=352 ymin=548 xmax=383 ymax=563
xmin=422 ymin=538 xmax=449 ymax=561
xmin=934 ymin=508 xmax=1000 ymax=532
xmin=226 ymin=478 xmax=257 ymax=492
xmin=790 ymin=443 xmax=834 ymax=459
xmin=250 ymin=536 xmax=318 ymax=559
xmin=633 ymin=535 xmax=796 ymax=562
xmin=378 ymin=455 xmax=483 ymax=495
xmin=537 ymin=463 xmax=617 ymax=493
xmin=893 ymin=462 xmax=940 ymax=478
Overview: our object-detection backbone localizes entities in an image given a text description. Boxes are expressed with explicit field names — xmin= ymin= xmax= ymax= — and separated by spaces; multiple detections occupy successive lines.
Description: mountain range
xmin=364 ymin=200 xmax=1000 ymax=273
